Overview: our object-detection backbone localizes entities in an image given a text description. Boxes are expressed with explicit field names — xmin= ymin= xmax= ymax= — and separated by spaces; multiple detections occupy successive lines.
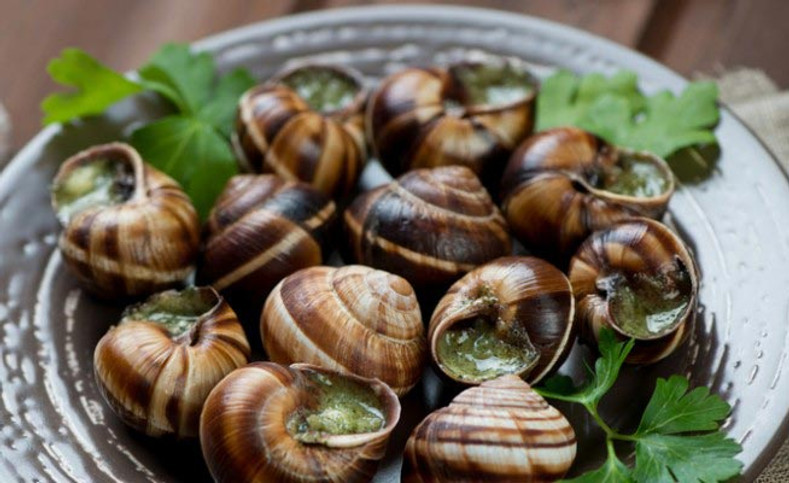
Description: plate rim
xmin=2 ymin=4 xmax=787 ymax=480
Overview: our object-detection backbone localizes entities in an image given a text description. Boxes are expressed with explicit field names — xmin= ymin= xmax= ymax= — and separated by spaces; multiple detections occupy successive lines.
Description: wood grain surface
xmin=0 ymin=0 xmax=786 ymax=149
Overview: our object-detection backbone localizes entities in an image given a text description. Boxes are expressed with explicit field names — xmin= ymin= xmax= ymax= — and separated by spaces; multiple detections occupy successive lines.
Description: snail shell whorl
xmin=501 ymin=127 xmax=675 ymax=262
xmin=344 ymin=166 xmax=512 ymax=288
xmin=198 ymin=174 xmax=336 ymax=302
xmin=261 ymin=265 xmax=426 ymax=395
xmin=53 ymin=142 xmax=199 ymax=299
xmin=429 ymin=256 xmax=575 ymax=385
xmin=402 ymin=375 xmax=576 ymax=482
xmin=234 ymin=64 xmax=367 ymax=198
xmin=569 ymin=218 xmax=699 ymax=364
xmin=200 ymin=362 xmax=400 ymax=483
xmin=93 ymin=287 xmax=250 ymax=438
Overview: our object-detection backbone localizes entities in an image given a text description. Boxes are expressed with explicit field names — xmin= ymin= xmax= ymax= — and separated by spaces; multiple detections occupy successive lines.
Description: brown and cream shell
xmin=233 ymin=64 xmax=367 ymax=198
xmin=568 ymin=218 xmax=699 ymax=364
xmin=501 ymin=127 xmax=675 ymax=263
xmin=200 ymin=362 xmax=400 ymax=483
xmin=93 ymin=287 xmax=250 ymax=438
xmin=402 ymin=375 xmax=576 ymax=482
xmin=198 ymin=174 xmax=335 ymax=305
xmin=261 ymin=265 xmax=426 ymax=396
xmin=344 ymin=165 xmax=512 ymax=289
xmin=51 ymin=142 xmax=200 ymax=299
xmin=429 ymin=256 xmax=575 ymax=385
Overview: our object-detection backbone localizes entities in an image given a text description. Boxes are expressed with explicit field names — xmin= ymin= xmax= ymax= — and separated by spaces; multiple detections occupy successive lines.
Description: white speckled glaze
xmin=0 ymin=6 xmax=787 ymax=481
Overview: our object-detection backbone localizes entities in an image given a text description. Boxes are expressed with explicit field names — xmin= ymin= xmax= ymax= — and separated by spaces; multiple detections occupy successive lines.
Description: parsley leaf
xmin=536 ymin=70 xmax=719 ymax=158
xmin=633 ymin=433 xmax=743 ymax=482
xmin=138 ymin=44 xmax=215 ymax=115
xmin=565 ymin=449 xmax=633 ymax=483
xmin=42 ymin=49 xmax=144 ymax=124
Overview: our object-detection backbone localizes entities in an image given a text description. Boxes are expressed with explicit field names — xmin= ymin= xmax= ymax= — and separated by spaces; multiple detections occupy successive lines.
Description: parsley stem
xmin=584 ymin=402 xmax=617 ymax=439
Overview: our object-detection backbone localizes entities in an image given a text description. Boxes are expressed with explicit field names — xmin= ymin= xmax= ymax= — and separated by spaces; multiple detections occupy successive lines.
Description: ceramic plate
xmin=0 ymin=6 xmax=787 ymax=481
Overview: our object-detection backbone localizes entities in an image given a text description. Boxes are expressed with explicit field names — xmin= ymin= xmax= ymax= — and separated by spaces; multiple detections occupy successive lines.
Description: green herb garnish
xmin=42 ymin=45 xmax=255 ymax=218
xmin=537 ymin=329 xmax=742 ymax=482
xmin=536 ymin=70 xmax=720 ymax=159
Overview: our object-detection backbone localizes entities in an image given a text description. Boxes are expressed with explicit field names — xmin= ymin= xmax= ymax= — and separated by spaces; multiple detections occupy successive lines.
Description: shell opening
xmin=52 ymin=156 xmax=135 ymax=224
xmin=278 ymin=65 xmax=361 ymax=114
xmin=436 ymin=316 xmax=540 ymax=382
xmin=445 ymin=61 xmax=535 ymax=111
xmin=286 ymin=370 xmax=387 ymax=445
xmin=121 ymin=287 xmax=218 ymax=340
xmin=601 ymin=259 xmax=693 ymax=339
xmin=590 ymin=152 xmax=671 ymax=198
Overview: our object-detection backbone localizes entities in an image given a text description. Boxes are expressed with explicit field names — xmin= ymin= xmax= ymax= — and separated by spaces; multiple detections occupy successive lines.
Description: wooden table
xmin=0 ymin=0 xmax=786 ymax=149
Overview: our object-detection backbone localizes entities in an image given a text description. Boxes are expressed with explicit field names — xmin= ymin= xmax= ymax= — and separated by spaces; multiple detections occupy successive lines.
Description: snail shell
xmin=233 ymin=64 xmax=367 ymax=198
xmin=501 ymin=127 xmax=675 ymax=263
xmin=429 ymin=256 xmax=575 ymax=385
xmin=367 ymin=58 xmax=537 ymax=183
xmin=261 ymin=265 xmax=426 ymax=396
xmin=51 ymin=142 xmax=200 ymax=299
xmin=344 ymin=165 xmax=512 ymax=289
xmin=402 ymin=375 xmax=576 ymax=482
xmin=93 ymin=286 xmax=250 ymax=438
xmin=198 ymin=174 xmax=336 ymax=304
xmin=568 ymin=218 xmax=699 ymax=364
xmin=200 ymin=362 xmax=401 ymax=483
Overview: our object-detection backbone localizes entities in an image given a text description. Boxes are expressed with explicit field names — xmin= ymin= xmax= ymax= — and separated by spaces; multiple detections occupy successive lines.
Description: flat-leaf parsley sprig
xmin=537 ymin=329 xmax=743 ymax=482
xmin=42 ymin=45 xmax=255 ymax=218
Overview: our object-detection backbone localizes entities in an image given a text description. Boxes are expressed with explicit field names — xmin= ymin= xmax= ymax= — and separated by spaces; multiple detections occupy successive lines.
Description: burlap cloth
xmin=0 ymin=68 xmax=787 ymax=479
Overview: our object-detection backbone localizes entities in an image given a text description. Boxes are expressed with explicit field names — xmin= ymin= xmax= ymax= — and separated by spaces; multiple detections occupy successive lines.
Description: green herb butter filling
xmin=287 ymin=371 xmax=386 ymax=443
xmin=280 ymin=66 xmax=360 ymax=114
xmin=449 ymin=62 xmax=535 ymax=109
xmin=605 ymin=264 xmax=692 ymax=339
xmin=122 ymin=288 xmax=216 ymax=338
xmin=437 ymin=318 xmax=539 ymax=382
xmin=597 ymin=153 xmax=670 ymax=198
xmin=52 ymin=158 xmax=134 ymax=224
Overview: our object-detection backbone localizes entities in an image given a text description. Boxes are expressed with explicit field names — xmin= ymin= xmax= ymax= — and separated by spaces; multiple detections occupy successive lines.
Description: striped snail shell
xmin=200 ymin=362 xmax=400 ymax=483
xmin=198 ymin=174 xmax=336 ymax=304
xmin=261 ymin=265 xmax=426 ymax=396
xmin=402 ymin=375 xmax=576 ymax=482
xmin=344 ymin=165 xmax=512 ymax=289
xmin=51 ymin=142 xmax=199 ymax=299
xmin=233 ymin=63 xmax=367 ymax=198
xmin=429 ymin=256 xmax=575 ymax=385
xmin=367 ymin=57 xmax=537 ymax=184
xmin=94 ymin=286 xmax=250 ymax=438
xmin=568 ymin=218 xmax=699 ymax=364
xmin=501 ymin=127 xmax=675 ymax=263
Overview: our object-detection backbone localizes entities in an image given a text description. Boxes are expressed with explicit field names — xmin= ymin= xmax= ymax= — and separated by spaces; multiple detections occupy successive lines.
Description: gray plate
xmin=0 ymin=5 xmax=787 ymax=481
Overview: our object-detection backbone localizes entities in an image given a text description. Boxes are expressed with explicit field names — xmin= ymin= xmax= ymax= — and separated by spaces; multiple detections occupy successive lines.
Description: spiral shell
xmin=51 ymin=142 xmax=200 ymax=299
xmin=94 ymin=287 xmax=250 ymax=438
xmin=233 ymin=64 xmax=367 ymax=198
xmin=501 ymin=127 xmax=675 ymax=263
xmin=568 ymin=218 xmax=699 ymax=364
xmin=261 ymin=265 xmax=426 ymax=395
xmin=344 ymin=166 xmax=511 ymax=289
xmin=429 ymin=256 xmax=575 ymax=385
xmin=368 ymin=58 xmax=537 ymax=182
xmin=402 ymin=375 xmax=576 ymax=482
xmin=200 ymin=362 xmax=400 ymax=483
xmin=198 ymin=174 xmax=336 ymax=304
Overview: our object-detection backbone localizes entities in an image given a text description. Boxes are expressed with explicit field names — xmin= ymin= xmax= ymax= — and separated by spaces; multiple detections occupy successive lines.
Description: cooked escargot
xmin=200 ymin=362 xmax=400 ymax=483
xmin=51 ymin=142 xmax=200 ymax=298
xmin=429 ymin=256 xmax=574 ymax=385
xmin=94 ymin=287 xmax=250 ymax=438
xmin=402 ymin=375 xmax=576 ymax=482
xmin=233 ymin=63 xmax=367 ymax=198
xmin=568 ymin=218 xmax=699 ymax=364
xmin=261 ymin=265 xmax=426 ymax=395
xmin=368 ymin=57 xmax=537 ymax=183
xmin=501 ymin=127 xmax=675 ymax=263
xmin=344 ymin=165 xmax=511 ymax=289
xmin=198 ymin=174 xmax=335 ymax=304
